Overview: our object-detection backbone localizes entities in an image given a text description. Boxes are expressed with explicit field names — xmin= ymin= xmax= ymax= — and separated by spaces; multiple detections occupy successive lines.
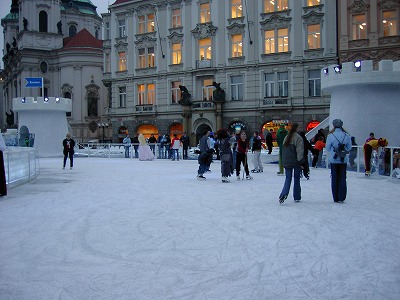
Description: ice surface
xmin=0 ymin=158 xmax=399 ymax=299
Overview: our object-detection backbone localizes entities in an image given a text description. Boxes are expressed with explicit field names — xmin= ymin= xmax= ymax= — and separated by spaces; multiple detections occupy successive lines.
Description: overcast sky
xmin=0 ymin=0 xmax=111 ymax=69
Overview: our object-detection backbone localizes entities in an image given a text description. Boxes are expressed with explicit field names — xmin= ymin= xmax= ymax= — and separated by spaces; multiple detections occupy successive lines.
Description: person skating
xmin=299 ymin=131 xmax=313 ymax=179
xmin=235 ymin=131 xmax=252 ymax=180
xmin=62 ymin=133 xmax=75 ymax=169
xmin=363 ymin=136 xmax=388 ymax=176
xmin=325 ymin=119 xmax=352 ymax=203
xmin=197 ymin=149 xmax=214 ymax=180
xmin=251 ymin=131 xmax=263 ymax=173
xmin=276 ymin=124 xmax=288 ymax=175
xmin=217 ymin=129 xmax=233 ymax=183
xmin=278 ymin=123 xmax=304 ymax=203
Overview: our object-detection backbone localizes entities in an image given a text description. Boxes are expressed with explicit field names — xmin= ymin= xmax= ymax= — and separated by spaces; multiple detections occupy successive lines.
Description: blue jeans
xmin=330 ymin=163 xmax=347 ymax=202
xmin=124 ymin=146 xmax=130 ymax=158
xmin=172 ymin=149 xmax=179 ymax=161
xmin=198 ymin=163 xmax=208 ymax=175
xmin=279 ymin=167 xmax=301 ymax=200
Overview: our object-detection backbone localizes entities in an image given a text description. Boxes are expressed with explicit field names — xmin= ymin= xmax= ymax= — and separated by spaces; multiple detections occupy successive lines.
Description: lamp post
xmin=98 ymin=122 xmax=109 ymax=143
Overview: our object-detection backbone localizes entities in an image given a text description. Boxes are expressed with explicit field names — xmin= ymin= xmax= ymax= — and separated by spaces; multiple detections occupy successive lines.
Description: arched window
xmin=39 ymin=11 xmax=48 ymax=32
xmin=95 ymin=29 xmax=99 ymax=39
xmin=87 ymin=92 xmax=98 ymax=117
xmin=69 ymin=25 xmax=77 ymax=37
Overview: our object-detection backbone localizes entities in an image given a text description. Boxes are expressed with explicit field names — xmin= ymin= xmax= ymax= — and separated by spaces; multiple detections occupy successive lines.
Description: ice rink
xmin=1 ymin=157 xmax=399 ymax=299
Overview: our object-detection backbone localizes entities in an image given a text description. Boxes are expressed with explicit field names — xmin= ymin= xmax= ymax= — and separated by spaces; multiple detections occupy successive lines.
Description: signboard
xmin=25 ymin=77 xmax=43 ymax=88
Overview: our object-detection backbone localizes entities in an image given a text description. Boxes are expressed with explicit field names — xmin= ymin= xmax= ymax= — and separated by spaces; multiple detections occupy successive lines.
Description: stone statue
xmin=212 ymin=81 xmax=225 ymax=103
xmin=6 ymin=43 xmax=11 ymax=54
xmin=12 ymin=37 xmax=17 ymax=48
xmin=178 ymin=85 xmax=192 ymax=106
xmin=23 ymin=17 xmax=28 ymax=30
xmin=57 ymin=21 xmax=62 ymax=34
xmin=5 ymin=110 xmax=14 ymax=127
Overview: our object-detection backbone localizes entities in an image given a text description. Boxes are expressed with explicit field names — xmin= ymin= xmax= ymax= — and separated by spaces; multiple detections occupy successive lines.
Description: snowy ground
xmin=0 ymin=157 xmax=399 ymax=300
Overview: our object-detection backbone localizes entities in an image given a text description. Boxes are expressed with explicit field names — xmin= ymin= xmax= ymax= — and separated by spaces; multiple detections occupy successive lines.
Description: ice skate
xmin=246 ymin=175 xmax=253 ymax=180
xmin=222 ymin=176 xmax=230 ymax=183
xmin=197 ymin=174 xmax=206 ymax=180
xmin=279 ymin=195 xmax=287 ymax=204
xmin=236 ymin=175 xmax=241 ymax=181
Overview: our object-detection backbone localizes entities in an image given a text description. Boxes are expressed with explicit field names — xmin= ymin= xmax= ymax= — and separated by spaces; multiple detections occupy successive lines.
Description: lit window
xmin=264 ymin=0 xmax=288 ymax=13
xmin=199 ymin=38 xmax=212 ymax=60
xmin=138 ymin=48 xmax=155 ymax=68
xmin=264 ymin=30 xmax=275 ymax=54
xmin=138 ymin=14 xmax=155 ymax=34
xmin=118 ymin=52 xmax=126 ymax=71
xmin=277 ymin=28 xmax=288 ymax=52
xmin=231 ymin=0 xmax=243 ymax=18
xmin=200 ymin=3 xmax=211 ymax=23
xmin=137 ymin=84 xmax=155 ymax=105
xmin=231 ymin=34 xmax=243 ymax=57
xmin=307 ymin=24 xmax=321 ymax=49
xmin=382 ymin=10 xmax=397 ymax=37
xmin=230 ymin=75 xmax=243 ymax=100
xmin=172 ymin=43 xmax=182 ymax=64
xmin=172 ymin=8 xmax=181 ymax=28
xmin=308 ymin=70 xmax=321 ymax=97
xmin=352 ymin=14 xmax=367 ymax=40
xmin=265 ymin=28 xmax=289 ymax=53
xmin=307 ymin=0 xmax=320 ymax=6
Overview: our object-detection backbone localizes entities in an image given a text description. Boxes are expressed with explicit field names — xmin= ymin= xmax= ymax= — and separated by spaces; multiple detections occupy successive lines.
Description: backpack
xmin=332 ymin=134 xmax=348 ymax=162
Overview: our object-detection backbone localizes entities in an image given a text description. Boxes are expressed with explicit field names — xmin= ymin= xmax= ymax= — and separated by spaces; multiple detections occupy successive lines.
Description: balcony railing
xmin=196 ymin=59 xmax=212 ymax=68
xmin=262 ymin=98 xmax=290 ymax=106
xmin=135 ymin=104 xmax=155 ymax=112
xmin=192 ymin=101 xmax=215 ymax=109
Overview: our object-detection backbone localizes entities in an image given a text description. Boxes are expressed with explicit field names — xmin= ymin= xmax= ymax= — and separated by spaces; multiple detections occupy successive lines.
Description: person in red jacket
xmin=235 ymin=131 xmax=252 ymax=180
xmin=312 ymin=136 xmax=325 ymax=168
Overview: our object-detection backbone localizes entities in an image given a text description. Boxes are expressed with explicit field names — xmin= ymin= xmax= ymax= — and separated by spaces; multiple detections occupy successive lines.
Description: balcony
xmin=262 ymin=98 xmax=291 ymax=107
xmin=196 ymin=59 xmax=212 ymax=68
xmin=135 ymin=104 xmax=155 ymax=112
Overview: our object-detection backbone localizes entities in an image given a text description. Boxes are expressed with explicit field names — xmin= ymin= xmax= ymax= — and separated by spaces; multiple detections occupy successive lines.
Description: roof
xmin=61 ymin=0 xmax=99 ymax=16
xmin=111 ymin=0 xmax=134 ymax=5
xmin=63 ymin=28 xmax=103 ymax=49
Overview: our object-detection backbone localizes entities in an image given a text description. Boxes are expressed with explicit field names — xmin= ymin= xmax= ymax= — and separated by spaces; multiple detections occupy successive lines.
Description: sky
xmin=0 ymin=155 xmax=399 ymax=299
xmin=0 ymin=0 xmax=111 ymax=69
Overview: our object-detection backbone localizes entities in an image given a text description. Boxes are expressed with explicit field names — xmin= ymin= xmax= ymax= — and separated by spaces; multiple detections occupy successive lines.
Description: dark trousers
xmin=330 ymin=163 xmax=347 ymax=202
xmin=312 ymin=150 xmax=320 ymax=167
xmin=182 ymin=148 xmax=188 ymax=159
xmin=236 ymin=152 xmax=249 ymax=176
xmin=364 ymin=144 xmax=373 ymax=173
xmin=63 ymin=151 xmax=74 ymax=168
xmin=302 ymin=158 xmax=310 ymax=178
xmin=0 ymin=151 xmax=7 ymax=196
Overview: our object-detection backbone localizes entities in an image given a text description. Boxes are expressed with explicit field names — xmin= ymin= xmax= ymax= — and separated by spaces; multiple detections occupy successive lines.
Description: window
xmin=105 ymin=22 xmax=110 ymax=39
xmin=307 ymin=0 xmax=320 ymax=6
xmin=39 ymin=11 xmax=48 ymax=32
xmin=119 ymin=86 xmax=126 ymax=108
xmin=172 ymin=43 xmax=182 ymax=64
xmin=231 ymin=34 xmax=243 ymax=57
xmin=231 ymin=0 xmax=243 ymax=18
xmin=118 ymin=52 xmax=127 ymax=71
xmin=172 ymin=8 xmax=181 ymax=28
xmin=199 ymin=38 xmax=212 ymax=60
xmin=278 ymin=72 xmax=288 ymax=97
xmin=264 ymin=28 xmax=289 ymax=53
xmin=230 ymin=75 xmax=243 ymax=100
xmin=138 ymin=14 xmax=155 ymax=34
xmin=382 ymin=10 xmax=397 ymax=37
xmin=118 ymin=19 xmax=126 ymax=38
xmin=69 ymin=25 xmax=77 ymax=37
xmin=307 ymin=24 xmax=321 ymax=49
xmin=105 ymin=53 xmax=111 ymax=73
xmin=264 ymin=0 xmax=288 ymax=13
xmin=138 ymin=47 xmax=155 ymax=68
xmin=264 ymin=73 xmax=275 ymax=98
xmin=171 ymin=81 xmax=182 ymax=104
xmin=200 ymin=3 xmax=211 ymax=23
xmin=88 ymin=93 xmax=98 ymax=117
xmin=308 ymin=70 xmax=321 ymax=97
xmin=137 ymin=84 xmax=155 ymax=105
xmin=352 ymin=14 xmax=367 ymax=40
xmin=202 ymin=79 xmax=214 ymax=101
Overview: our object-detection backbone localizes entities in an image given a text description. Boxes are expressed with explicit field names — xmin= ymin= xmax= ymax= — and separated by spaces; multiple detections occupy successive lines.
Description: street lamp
xmin=98 ymin=122 xmax=109 ymax=143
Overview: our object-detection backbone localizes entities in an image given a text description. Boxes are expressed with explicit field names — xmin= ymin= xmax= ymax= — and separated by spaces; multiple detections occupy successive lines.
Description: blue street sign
xmin=25 ymin=77 xmax=43 ymax=88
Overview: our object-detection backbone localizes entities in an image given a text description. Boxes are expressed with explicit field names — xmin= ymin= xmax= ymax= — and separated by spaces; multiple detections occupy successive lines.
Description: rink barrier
xmin=3 ymin=147 xmax=39 ymax=189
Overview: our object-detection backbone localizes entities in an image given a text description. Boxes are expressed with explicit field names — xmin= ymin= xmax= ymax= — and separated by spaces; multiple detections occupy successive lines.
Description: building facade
xmin=103 ymin=0 xmax=338 ymax=144
xmin=338 ymin=0 xmax=400 ymax=65
xmin=1 ymin=0 xmax=109 ymax=141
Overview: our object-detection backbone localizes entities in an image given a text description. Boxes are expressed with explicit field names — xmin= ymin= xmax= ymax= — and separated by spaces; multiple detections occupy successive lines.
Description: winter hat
xmin=332 ymin=119 xmax=343 ymax=128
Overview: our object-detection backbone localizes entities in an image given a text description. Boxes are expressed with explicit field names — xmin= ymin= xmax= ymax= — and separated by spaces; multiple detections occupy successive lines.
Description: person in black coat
xmin=63 ymin=133 xmax=75 ymax=169
xmin=299 ymin=131 xmax=313 ymax=179
xmin=179 ymin=132 xmax=190 ymax=159
xmin=265 ymin=129 xmax=273 ymax=154
xmin=197 ymin=149 xmax=214 ymax=180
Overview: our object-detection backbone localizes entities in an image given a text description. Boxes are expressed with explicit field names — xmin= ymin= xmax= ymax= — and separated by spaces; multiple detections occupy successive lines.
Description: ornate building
xmin=102 ymin=0 xmax=338 ymax=144
xmin=338 ymin=0 xmax=400 ymax=65
xmin=1 ymin=0 xmax=109 ymax=141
